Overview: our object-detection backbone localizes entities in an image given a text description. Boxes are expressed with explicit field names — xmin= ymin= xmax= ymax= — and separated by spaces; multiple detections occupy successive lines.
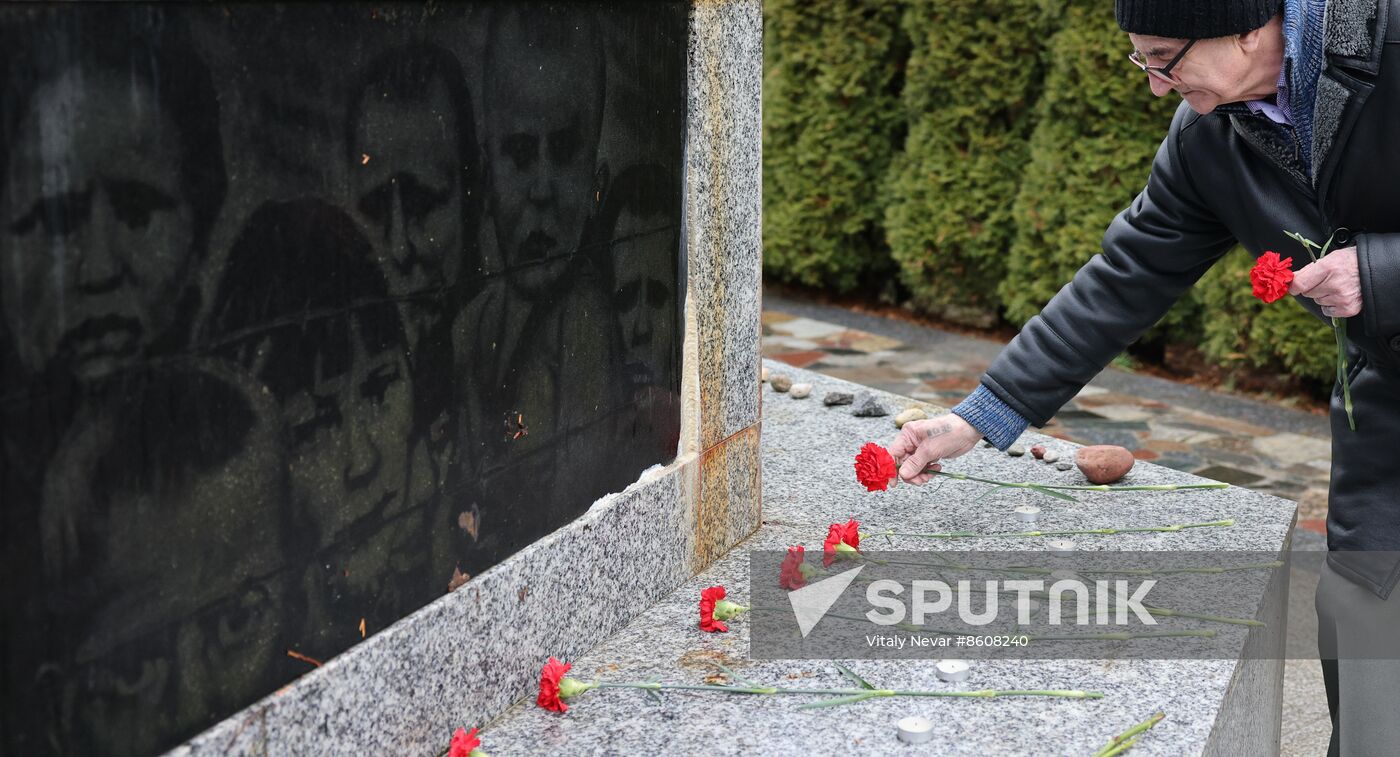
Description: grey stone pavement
xmin=762 ymin=291 xmax=1332 ymax=756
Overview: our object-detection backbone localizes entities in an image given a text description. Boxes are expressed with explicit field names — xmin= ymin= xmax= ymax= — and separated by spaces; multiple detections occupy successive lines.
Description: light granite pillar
xmin=171 ymin=1 xmax=762 ymax=753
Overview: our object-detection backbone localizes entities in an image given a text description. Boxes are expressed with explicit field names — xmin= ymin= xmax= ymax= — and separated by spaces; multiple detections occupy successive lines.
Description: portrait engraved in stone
xmin=347 ymin=43 xmax=482 ymax=462
xmin=0 ymin=16 xmax=229 ymax=754
xmin=452 ymin=4 xmax=621 ymax=561
xmin=598 ymin=163 xmax=683 ymax=461
xmin=204 ymin=200 xmax=438 ymax=658
xmin=0 ymin=14 xmax=225 ymax=390
xmin=34 ymin=361 xmax=290 ymax=755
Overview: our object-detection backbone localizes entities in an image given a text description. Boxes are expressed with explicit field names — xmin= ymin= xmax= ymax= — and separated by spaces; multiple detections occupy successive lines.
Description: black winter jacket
xmin=980 ymin=0 xmax=1400 ymax=597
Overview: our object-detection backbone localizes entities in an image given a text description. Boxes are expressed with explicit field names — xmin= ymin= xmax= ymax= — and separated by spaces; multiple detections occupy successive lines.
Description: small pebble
xmin=789 ymin=383 xmax=812 ymax=399
xmin=1014 ymin=505 xmax=1040 ymax=523
xmin=770 ymin=374 xmax=792 ymax=393
xmin=1042 ymin=450 xmax=1060 ymax=463
xmin=897 ymin=717 xmax=935 ymax=745
xmin=893 ymin=407 xmax=927 ymax=429
xmin=1030 ymin=445 xmax=1046 ymax=459
xmin=934 ymin=659 xmax=971 ymax=682
xmin=1007 ymin=444 xmax=1026 ymax=457
xmin=1055 ymin=462 xmax=1073 ymax=471
xmin=823 ymin=391 xmax=854 ymax=406
xmin=982 ymin=440 xmax=995 ymax=448
xmin=761 ymin=366 xmax=769 ymax=382
xmin=1047 ymin=538 xmax=1075 ymax=557
xmin=851 ymin=393 xmax=888 ymax=417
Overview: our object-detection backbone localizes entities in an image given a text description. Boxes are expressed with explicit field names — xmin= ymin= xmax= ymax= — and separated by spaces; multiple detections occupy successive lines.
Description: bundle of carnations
xmin=534 ymin=656 xmax=1101 ymax=712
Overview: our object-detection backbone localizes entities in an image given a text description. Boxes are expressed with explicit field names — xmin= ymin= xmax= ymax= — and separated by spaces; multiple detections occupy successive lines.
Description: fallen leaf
xmin=448 ymin=567 xmax=470 ymax=592
xmin=458 ymin=506 xmax=480 ymax=541
xmin=359 ymin=618 xmax=366 ymax=638
xmin=286 ymin=650 xmax=323 ymax=668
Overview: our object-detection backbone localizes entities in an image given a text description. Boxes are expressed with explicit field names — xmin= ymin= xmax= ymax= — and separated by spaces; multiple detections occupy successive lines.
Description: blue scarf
xmin=1279 ymin=0 xmax=1327 ymax=172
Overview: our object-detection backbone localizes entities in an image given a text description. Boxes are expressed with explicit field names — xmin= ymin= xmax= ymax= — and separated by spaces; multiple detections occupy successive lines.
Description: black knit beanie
xmin=1115 ymin=0 xmax=1282 ymax=38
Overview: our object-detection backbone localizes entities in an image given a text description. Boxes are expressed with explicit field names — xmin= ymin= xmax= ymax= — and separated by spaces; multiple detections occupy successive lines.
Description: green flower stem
xmin=1334 ymin=316 xmax=1356 ymax=430
xmin=591 ymin=681 xmax=1100 ymax=700
xmin=820 ymin=612 xmax=1217 ymax=643
xmin=878 ymin=558 xmax=1283 ymax=577
xmin=1138 ymin=605 xmax=1263 ymax=627
xmin=1287 ymin=229 xmax=1356 ymax=431
xmin=869 ymin=519 xmax=1234 ymax=541
xmin=926 ymin=469 xmax=1229 ymax=493
xmin=1092 ymin=711 xmax=1165 ymax=757
xmin=1015 ymin=629 xmax=1215 ymax=642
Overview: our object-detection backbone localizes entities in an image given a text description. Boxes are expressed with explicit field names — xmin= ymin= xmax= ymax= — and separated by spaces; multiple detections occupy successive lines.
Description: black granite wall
xmin=0 ymin=3 xmax=687 ymax=753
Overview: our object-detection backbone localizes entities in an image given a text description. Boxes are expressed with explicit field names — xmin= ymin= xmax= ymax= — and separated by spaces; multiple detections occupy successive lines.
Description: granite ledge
xmin=476 ymin=362 xmax=1298 ymax=755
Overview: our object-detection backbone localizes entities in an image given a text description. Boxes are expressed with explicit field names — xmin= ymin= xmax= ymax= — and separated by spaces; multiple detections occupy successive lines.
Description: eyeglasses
xmin=1128 ymin=39 xmax=1197 ymax=84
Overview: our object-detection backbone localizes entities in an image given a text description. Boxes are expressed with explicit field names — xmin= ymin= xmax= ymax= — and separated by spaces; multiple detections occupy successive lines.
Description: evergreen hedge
xmin=1001 ymin=0 xmax=1198 ymax=343
xmin=762 ymin=0 xmax=1341 ymax=389
xmin=882 ymin=0 xmax=1048 ymax=327
xmin=761 ymin=0 xmax=907 ymax=292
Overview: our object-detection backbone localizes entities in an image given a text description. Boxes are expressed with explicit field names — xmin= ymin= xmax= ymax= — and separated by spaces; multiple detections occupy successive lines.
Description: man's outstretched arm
xmin=897 ymin=103 xmax=1236 ymax=480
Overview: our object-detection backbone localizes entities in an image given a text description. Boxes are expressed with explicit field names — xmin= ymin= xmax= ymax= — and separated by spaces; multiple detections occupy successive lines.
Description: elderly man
xmin=890 ymin=1 xmax=1400 ymax=753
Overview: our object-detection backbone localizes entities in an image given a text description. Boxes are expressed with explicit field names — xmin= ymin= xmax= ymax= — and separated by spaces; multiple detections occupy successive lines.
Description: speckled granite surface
xmin=478 ymin=362 xmax=1298 ymax=755
xmin=689 ymin=0 xmax=762 ymax=452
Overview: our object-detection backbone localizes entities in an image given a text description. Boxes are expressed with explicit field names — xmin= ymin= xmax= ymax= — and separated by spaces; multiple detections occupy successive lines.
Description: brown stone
xmin=1030 ymin=445 xmax=1046 ymax=459
xmin=1075 ymin=445 xmax=1135 ymax=484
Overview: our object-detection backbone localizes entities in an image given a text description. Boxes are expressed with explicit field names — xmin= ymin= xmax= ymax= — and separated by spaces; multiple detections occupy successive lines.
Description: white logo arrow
xmin=788 ymin=565 xmax=865 ymax=637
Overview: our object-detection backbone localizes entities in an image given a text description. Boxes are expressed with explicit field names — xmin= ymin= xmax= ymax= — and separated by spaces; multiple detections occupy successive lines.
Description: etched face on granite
xmin=484 ymin=9 xmax=604 ymax=300
xmin=349 ymin=45 xmax=474 ymax=312
xmin=1 ymin=68 xmax=196 ymax=382
xmin=611 ymin=207 xmax=676 ymax=390
xmin=35 ymin=365 xmax=288 ymax=753
xmin=282 ymin=320 xmax=415 ymax=548
xmin=208 ymin=201 xmax=419 ymax=553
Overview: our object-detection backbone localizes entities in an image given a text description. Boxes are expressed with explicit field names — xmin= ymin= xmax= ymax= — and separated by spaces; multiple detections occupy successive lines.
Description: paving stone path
xmin=762 ymin=291 xmax=1333 ymax=756
xmin=762 ymin=293 xmax=1332 ymax=535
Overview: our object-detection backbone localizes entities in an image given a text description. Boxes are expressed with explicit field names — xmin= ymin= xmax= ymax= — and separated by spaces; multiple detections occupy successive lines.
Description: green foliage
xmin=1001 ymin=1 xmax=1198 ymax=341
xmin=882 ymin=0 xmax=1049 ymax=326
xmin=762 ymin=0 xmax=907 ymax=292
xmin=763 ymin=0 xmax=1336 ymax=390
xmin=1195 ymin=248 xmax=1336 ymax=382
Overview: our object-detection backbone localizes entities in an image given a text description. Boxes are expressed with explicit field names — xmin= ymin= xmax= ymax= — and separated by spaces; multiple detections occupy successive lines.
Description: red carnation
xmin=779 ymin=546 xmax=807 ymax=590
xmin=449 ymin=727 xmax=481 ymax=757
xmin=1250 ymin=251 xmax=1295 ymax=304
xmin=854 ymin=442 xmax=899 ymax=492
xmin=699 ymin=585 xmax=729 ymax=632
xmin=823 ymin=519 xmax=862 ymax=566
xmin=537 ymin=657 xmax=571 ymax=712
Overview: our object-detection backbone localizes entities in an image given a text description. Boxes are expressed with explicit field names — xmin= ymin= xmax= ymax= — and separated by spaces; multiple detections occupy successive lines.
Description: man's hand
xmin=1288 ymin=246 xmax=1362 ymax=318
xmin=888 ymin=415 xmax=984 ymax=485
